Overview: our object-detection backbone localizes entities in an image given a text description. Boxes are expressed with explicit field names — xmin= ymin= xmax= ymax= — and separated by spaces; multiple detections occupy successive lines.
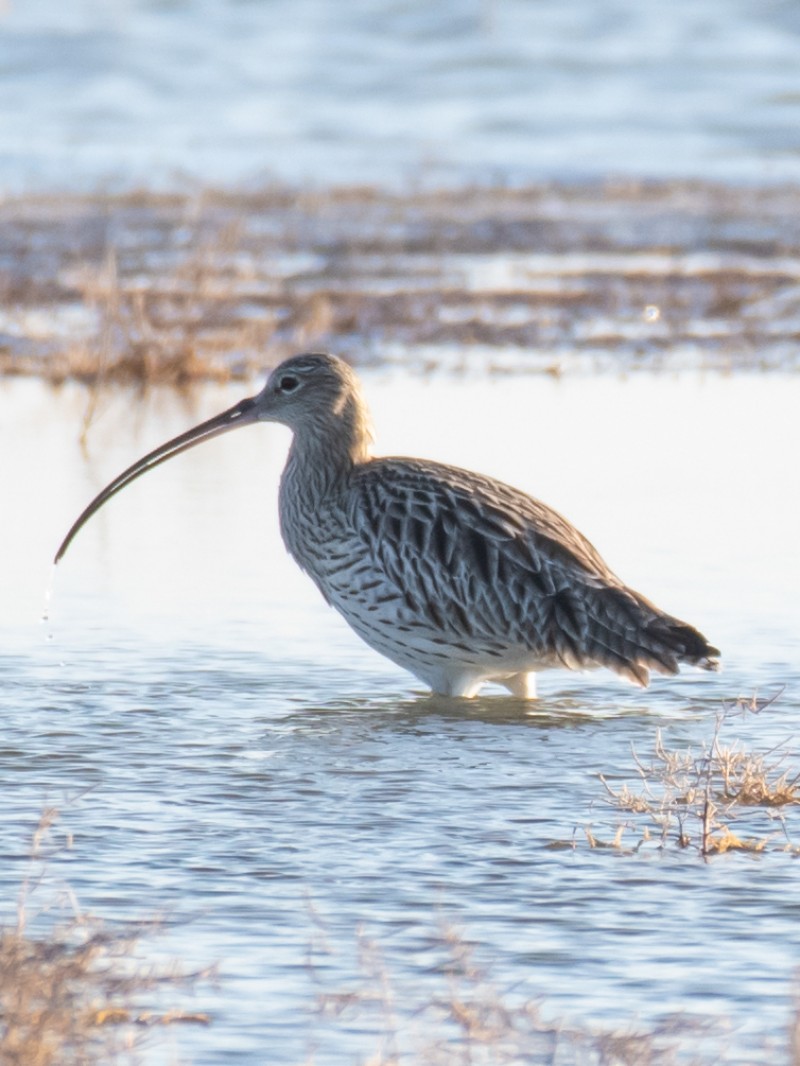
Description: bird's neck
xmin=279 ymin=418 xmax=371 ymax=569
xmin=283 ymin=434 xmax=354 ymax=503
xmin=282 ymin=398 xmax=374 ymax=504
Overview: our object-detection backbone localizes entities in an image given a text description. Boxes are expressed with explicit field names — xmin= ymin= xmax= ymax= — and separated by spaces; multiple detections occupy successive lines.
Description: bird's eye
xmin=278 ymin=375 xmax=300 ymax=393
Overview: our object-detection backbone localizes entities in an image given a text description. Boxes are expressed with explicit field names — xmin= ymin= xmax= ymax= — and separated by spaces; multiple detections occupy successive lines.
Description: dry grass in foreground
xmin=0 ymin=807 xmax=213 ymax=1066
xmin=594 ymin=690 xmax=799 ymax=856
xmin=307 ymin=915 xmax=797 ymax=1066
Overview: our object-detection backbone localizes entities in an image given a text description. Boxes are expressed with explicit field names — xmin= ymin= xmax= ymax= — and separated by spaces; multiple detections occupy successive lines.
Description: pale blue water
xmin=3 ymin=373 xmax=800 ymax=1062
xmin=2 ymin=0 xmax=800 ymax=190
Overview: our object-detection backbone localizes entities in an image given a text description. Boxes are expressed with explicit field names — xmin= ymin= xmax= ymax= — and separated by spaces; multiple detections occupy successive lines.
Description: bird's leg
xmin=501 ymin=672 xmax=538 ymax=699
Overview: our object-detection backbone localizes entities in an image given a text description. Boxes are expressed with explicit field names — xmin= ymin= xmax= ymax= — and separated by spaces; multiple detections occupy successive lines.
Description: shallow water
xmin=4 ymin=0 xmax=800 ymax=189
xmin=4 ymin=371 xmax=800 ymax=1062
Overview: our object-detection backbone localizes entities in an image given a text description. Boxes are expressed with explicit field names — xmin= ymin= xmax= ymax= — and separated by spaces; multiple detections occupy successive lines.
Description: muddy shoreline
xmin=2 ymin=178 xmax=800 ymax=385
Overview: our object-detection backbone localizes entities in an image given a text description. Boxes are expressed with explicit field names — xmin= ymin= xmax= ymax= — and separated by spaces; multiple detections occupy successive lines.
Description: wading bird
xmin=56 ymin=353 xmax=719 ymax=697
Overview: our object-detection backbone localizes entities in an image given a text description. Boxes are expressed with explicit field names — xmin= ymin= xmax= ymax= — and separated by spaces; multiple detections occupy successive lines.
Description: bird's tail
xmin=587 ymin=586 xmax=720 ymax=687
xmin=635 ymin=596 xmax=721 ymax=679
xmin=658 ymin=618 xmax=721 ymax=672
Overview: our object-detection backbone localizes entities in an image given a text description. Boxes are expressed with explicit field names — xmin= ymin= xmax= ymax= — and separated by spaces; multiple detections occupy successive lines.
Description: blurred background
xmin=3 ymin=0 xmax=800 ymax=191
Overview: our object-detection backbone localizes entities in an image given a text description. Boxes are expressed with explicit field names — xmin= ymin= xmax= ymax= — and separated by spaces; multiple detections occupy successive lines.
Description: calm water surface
xmin=3 ymin=0 xmax=800 ymax=189
xmin=3 ymin=371 xmax=800 ymax=1063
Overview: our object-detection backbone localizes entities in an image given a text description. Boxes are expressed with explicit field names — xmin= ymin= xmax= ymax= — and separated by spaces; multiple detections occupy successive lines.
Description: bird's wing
xmin=354 ymin=457 xmax=615 ymax=570
xmin=348 ymin=457 xmax=677 ymax=679
xmin=351 ymin=456 xmax=617 ymax=584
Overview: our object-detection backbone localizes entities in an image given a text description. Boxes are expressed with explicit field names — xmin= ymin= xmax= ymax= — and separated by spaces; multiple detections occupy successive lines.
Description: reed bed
xmin=2 ymin=180 xmax=800 ymax=391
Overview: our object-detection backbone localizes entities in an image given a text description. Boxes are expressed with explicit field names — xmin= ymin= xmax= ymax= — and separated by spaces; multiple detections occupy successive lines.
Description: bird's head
xmin=54 ymin=352 xmax=372 ymax=563
xmin=255 ymin=352 xmax=371 ymax=439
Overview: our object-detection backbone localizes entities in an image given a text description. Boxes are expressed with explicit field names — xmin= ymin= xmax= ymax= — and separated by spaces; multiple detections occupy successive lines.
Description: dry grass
xmin=307 ymin=916 xmax=775 ymax=1066
xmin=597 ymin=690 xmax=798 ymax=856
xmin=0 ymin=920 xmax=210 ymax=1066
xmin=2 ymin=179 xmax=800 ymax=401
xmin=0 ymin=807 xmax=213 ymax=1066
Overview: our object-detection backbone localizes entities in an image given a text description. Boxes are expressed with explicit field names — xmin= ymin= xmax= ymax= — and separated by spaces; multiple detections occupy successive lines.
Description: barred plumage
xmin=55 ymin=351 xmax=720 ymax=698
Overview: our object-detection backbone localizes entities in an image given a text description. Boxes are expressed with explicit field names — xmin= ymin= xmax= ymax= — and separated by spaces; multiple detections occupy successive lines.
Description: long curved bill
xmin=55 ymin=394 xmax=261 ymax=564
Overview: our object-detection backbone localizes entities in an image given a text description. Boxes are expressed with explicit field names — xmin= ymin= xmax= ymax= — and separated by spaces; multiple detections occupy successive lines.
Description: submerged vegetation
xmin=308 ymin=919 xmax=744 ymax=1066
xmin=2 ymin=180 xmax=800 ymax=391
xmin=590 ymin=690 xmax=800 ymax=856
xmin=0 ymin=807 xmax=212 ymax=1066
